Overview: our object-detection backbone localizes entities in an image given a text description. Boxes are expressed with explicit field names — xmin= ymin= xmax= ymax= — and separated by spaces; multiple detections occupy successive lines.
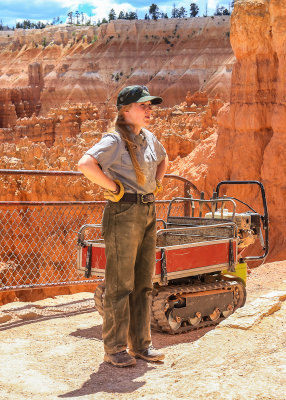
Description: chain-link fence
xmin=0 ymin=170 xmax=196 ymax=291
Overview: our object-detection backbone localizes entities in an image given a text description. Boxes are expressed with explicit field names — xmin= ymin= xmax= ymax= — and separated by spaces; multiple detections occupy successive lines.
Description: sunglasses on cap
xmin=117 ymin=85 xmax=163 ymax=109
xmin=129 ymin=85 xmax=149 ymax=96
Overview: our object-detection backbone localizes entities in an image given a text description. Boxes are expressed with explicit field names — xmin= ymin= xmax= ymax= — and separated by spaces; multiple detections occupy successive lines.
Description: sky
xmin=0 ymin=0 xmax=232 ymax=27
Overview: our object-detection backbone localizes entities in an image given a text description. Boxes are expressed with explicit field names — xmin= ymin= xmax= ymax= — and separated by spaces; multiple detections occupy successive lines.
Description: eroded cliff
xmin=0 ymin=91 xmax=221 ymax=201
xmin=0 ymin=17 xmax=233 ymax=120
xmin=1 ymin=5 xmax=285 ymax=304
xmin=170 ymin=0 xmax=286 ymax=261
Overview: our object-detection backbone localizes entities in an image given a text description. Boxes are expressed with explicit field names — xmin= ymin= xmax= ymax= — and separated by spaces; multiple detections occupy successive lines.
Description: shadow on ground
xmin=62 ymin=325 xmax=215 ymax=397
xmin=58 ymin=360 xmax=155 ymax=397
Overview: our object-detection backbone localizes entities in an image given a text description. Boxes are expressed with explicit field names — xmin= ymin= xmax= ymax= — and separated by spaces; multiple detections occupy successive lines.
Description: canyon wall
xmin=0 ymin=17 xmax=234 ymax=119
xmin=171 ymin=0 xmax=286 ymax=261
xmin=1 ymin=6 xmax=286 ymax=303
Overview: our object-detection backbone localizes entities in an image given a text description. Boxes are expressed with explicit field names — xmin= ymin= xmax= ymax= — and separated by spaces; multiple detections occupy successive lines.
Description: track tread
xmin=151 ymin=280 xmax=245 ymax=334
xmin=94 ymin=280 xmax=246 ymax=334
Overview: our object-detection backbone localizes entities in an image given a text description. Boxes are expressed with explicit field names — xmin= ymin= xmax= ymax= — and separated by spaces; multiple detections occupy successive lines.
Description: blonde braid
xmin=114 ymin=106 xmax=146 ymax=185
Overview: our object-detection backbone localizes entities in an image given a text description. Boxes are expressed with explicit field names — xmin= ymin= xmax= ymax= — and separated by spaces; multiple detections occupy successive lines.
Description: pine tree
xmin=127 ymin=11 xmax=138 ymax=20
xmin=178 ymin=7 xmax=187 ymax=18
xmin=190 ymin=3 xmax=199 ymax=17
xmin=203 ymin=2 xmax=208 ymax=17
xmin=171 ymin=4 xmax=179 ymax=18
xmin=149 ymin=4 xmax=160 ymax=20
xmin=108 ymin=9 xmax=116 ymax=21
xmin=75 ymin=11 xmax=80 ymax=24
xmin=67 ymin=11 xmax=73 ymax=24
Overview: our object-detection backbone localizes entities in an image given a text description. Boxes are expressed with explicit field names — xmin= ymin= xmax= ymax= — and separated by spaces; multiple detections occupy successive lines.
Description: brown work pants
xmin=101 ymin=201 xmax=156 ymax=355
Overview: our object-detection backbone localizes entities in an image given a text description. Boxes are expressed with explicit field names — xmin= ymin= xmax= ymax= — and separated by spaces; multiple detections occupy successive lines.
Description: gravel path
xmin=0 ymin=261 xmax=285 ymax=400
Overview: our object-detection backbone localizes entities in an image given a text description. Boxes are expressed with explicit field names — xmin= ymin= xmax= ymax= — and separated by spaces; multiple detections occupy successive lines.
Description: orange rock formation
xmin=170 ymin=0 xmax=285 ymax=262
xmin=1 ymin=6 xmax=285 ymax=303
xmin=0 ymin=91 xmax=220 ymax=201
xmin=0 ymin=17 xmax=234 ymax=118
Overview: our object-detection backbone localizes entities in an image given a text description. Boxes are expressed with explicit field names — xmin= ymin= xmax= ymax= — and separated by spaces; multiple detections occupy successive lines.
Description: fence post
xmin=183 ymin=181 xmax=191 ymax=216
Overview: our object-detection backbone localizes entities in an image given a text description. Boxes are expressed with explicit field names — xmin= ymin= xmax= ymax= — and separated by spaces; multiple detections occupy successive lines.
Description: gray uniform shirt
xmin=86 ymin=128 xmax=166 ymax=194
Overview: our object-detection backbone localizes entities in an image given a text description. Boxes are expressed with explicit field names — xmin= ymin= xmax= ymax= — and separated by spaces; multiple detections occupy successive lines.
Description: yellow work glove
xmin=153 ymin=179 xmax=163 ymax=196
xmin=103 ymin=179 xmax=124 ymax=202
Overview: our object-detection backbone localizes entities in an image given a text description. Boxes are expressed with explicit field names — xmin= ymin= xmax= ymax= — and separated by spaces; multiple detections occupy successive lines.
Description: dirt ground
xmin=0 ymin=261 xmax=285 ymax=400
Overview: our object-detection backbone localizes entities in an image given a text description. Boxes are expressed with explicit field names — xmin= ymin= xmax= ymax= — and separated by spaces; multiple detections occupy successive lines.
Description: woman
xmin=78 ymin=85 xmax=168 ymax=367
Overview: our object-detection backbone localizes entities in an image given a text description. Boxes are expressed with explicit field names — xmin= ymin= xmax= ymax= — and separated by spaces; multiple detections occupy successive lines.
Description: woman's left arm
xmin=156 ymin=155 xmax=169 ymax=182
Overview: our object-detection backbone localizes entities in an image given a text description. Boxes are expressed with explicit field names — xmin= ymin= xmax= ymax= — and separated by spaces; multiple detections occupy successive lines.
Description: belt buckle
xmin=141 ymin=194 xmax=149 ymax=204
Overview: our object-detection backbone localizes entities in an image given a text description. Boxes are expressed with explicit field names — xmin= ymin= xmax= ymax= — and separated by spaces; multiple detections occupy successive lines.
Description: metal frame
xmin=215 ymin=180 xmax=269 ymax=261
xmin=77 ymin=222 xmax=238 ymax=281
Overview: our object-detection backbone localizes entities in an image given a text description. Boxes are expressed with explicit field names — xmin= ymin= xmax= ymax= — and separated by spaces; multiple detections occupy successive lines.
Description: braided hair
xmin=114 ymin=105 xmax=146 ymax=185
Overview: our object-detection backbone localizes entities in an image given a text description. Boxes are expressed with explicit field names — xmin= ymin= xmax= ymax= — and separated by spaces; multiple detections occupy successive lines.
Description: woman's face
xmin=123 ymin=101 xmax=152 ymax=133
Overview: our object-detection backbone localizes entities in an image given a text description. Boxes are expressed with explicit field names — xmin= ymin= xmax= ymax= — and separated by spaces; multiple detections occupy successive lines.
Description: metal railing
xmin=0 ymin=170 xmax=196 ymax=291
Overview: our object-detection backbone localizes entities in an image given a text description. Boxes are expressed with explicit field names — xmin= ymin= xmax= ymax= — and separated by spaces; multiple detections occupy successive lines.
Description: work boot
xmin=129 ymin=346 xmax=165 ymax=362
xmin=104 ymin=350 xmax=136 ymax=367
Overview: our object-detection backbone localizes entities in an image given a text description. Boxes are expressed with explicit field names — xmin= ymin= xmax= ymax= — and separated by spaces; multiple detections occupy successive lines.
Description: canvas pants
xmin=101 ymin=201 xmax=156 ymax=355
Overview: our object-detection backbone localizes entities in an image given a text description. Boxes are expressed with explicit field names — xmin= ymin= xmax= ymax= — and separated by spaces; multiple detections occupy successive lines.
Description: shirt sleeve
xmin=85 ymin=133 xmax=120 ymax=170
xmin=152 ymin=134 xmax=167 ymax=164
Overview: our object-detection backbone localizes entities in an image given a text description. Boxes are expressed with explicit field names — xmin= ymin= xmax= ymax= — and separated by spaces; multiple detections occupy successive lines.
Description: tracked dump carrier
xmin=77 ymin=180 xmax=269 ymax=334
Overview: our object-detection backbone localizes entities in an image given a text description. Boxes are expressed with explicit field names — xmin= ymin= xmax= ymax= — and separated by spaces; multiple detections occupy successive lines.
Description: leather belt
xmin=120 ymin=193 xmax=155 ymax=204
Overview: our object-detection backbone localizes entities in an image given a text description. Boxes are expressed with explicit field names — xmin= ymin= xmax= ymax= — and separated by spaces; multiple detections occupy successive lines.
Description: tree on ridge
xmin=75 ymin=10 xmax=80 ymax=24
xmin=67 ymin=11 xmax=73 ymax=24
xmin=178 ymin=6 xmax=187 ymax=17
xmin=149 ymin=4 xmax=160 ymax=20
xmin=108 ymin=9 xmax=116 ymax=21
xmin=171 ymin=4 xmax=179 ymax=18
xmin=190 ymin=3 xmax=199 ymax=17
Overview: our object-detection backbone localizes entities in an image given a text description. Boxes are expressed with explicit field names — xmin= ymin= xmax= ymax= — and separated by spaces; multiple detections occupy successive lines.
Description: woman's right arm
xmin=78 ymin=154 xmax=118 ymax=193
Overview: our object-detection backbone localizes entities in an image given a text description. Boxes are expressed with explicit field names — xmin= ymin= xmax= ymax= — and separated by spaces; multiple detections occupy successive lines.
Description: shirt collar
xmin=128 ymin=128 xmax=146 ymax=146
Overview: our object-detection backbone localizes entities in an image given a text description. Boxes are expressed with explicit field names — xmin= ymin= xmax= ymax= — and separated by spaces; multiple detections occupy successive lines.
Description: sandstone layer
xmin=0 ymin=17 xmax=234 ymax=120
xmin=169 ymin=0 xmax=286 ymax=262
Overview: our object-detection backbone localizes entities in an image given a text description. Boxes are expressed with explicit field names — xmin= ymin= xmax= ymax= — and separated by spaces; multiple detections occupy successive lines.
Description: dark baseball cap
xmin=117 ymin=85 xmax=163 ymax=109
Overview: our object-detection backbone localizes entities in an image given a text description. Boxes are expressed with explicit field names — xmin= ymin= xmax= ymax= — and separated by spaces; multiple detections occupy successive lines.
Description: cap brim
xmin=136 ymin=95 xmax=163 ymax=105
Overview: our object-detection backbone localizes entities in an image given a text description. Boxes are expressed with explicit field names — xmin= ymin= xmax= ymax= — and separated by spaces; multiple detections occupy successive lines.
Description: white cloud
xmin=207 ymin=0 xmax=218 ymax=9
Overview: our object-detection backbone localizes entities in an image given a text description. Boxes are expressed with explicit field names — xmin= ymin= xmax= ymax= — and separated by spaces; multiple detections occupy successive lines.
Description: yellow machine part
xmin=222 ymin=262 xmax=247 ymax=285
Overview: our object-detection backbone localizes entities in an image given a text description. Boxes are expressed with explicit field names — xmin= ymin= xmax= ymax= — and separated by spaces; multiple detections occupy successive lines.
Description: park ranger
xmin=78 ymin=85 xmax=168 ymax=367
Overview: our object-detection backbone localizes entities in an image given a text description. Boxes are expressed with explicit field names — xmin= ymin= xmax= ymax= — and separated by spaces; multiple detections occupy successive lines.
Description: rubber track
xmin=151 ymin=280 xmax=245 ymax=334
xmin=94 ymin=280 xmax=246 ymax=334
